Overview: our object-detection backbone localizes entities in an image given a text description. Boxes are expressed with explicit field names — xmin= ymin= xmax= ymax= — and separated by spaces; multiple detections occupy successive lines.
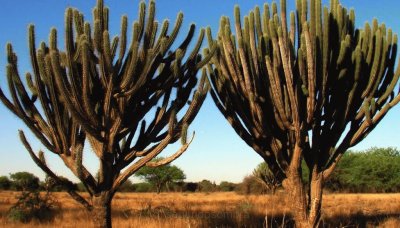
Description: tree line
xmin=0 ymin=171 xmax=236 ymax=193
xmin=254 ymin=147 xmax=400 ymax=194
xmin=2 ymin=147 xmax=399 ymax=194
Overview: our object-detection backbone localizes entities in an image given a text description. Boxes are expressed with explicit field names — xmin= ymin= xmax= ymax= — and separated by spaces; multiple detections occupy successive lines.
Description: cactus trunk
xmin=284 ymin=169 xmax=308 ymax=227
xmin=308 ymin=172 xmax=323 ymax=226
xmin=91 ymin=193 xmax=112 ymax=228
xmin=283 ymin=168 xmax=323 ymax=227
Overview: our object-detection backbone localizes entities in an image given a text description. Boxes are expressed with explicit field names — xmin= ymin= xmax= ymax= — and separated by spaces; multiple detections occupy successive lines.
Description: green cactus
xmin=206 ymin=0 xmax=400 ymax=226
xmin=0 ymin=0 xmax=211 ymax=227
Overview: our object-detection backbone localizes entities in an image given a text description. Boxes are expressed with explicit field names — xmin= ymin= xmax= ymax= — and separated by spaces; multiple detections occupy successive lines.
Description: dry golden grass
xmin=0 ymin=191 xmax=400 ymax=227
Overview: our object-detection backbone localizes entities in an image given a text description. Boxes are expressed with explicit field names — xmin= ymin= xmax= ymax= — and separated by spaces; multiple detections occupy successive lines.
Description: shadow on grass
xmin=320 ymin=213 xmax=400 ymax=228
xmin=117 ymin=206 xmax=296 ymax=227
xmin=112 ymin=206 xmax=400 ymax=228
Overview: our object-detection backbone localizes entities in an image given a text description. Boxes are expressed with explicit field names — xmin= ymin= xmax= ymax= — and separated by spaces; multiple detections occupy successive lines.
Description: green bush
xmin=0 ymin=176 xmax=11 ymax=190
xmin=197 ymin=180 xmax=218 ymax=192
xmin=236 ymin=175 xmax=266 ymax=195
xmin=9 ymin=172 xmax=40 ymax=191
xmin=133 ymin=182 xmax=153 ymax=192
xmin=7 ymin=191 xmax=59 ymax=223
xmin=328 ymin=148 xmax=400 ymax=193
xmin=301 ymin=147 xmax=400 ymax=193
xmin=219 ymin=181 xmax=237 ymax=192
xmin=117 ymin=180 xmax=135 ymax=192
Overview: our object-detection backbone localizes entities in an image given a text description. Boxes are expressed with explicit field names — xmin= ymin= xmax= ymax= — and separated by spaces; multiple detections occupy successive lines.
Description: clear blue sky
xmin=0 ymin=0 xmax=399 ymax=184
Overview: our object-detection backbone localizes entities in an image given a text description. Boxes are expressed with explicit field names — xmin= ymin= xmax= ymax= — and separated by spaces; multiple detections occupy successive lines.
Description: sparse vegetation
xmin=2 ymin=147 xmax=399 ymax=195
xmin=1 ymin=191 xmax=400 ymax=227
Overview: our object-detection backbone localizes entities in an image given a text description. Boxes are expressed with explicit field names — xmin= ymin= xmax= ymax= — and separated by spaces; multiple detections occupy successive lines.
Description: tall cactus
xmin=0 ymin=0 xmax=211 ymax=227
xmin=206 ymin=0 xmax=400 ymax=226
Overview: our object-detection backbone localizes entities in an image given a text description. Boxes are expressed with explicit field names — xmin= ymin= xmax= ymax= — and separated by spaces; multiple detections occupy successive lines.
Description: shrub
xmin=219 ymin=181 xmax=237 ymax=192
xmin=7 ymin=191 xmax=60 ymax=223
xmin=198 ymin=180 xmax=217 ymax=192
xmin=117 ymin=180 xmax=135 ymax=192
xmin=0 ymin=176 xmax=11 ymax=190
xmin=183 ymin=182 xmax=199 ymax=192
xmin=236 ymin=175 xmax=266 ymax=195
xmin=133 ymin=183 xmax=153 ymax=192
xmin=9 ymin=172 xmax=40 ymax=191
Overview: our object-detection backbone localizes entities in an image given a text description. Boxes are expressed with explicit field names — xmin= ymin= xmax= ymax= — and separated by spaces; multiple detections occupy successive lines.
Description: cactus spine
xmin=206 ymin=0 xmax=400 ymax=226
xmin=0 ymin=0 xmax=211 ymax=227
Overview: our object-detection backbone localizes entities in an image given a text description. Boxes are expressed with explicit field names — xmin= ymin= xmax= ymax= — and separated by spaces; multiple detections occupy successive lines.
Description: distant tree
xmin=184 ymin=182 xmax=199 ymax=192
xmin=236 ymin=175 xmax=265 ymax=195
xmin=116 ymin=180 xmax=135 ymax=192
xmin=132 ymin=182 xmax=153 ymax=193
xmin=9 ymin=172 xmax=40 ymax=191
xmin=135 ymin=158 xmax=186 ymax=193
xmin=170 ymin=181 xmax=185 ymax=192
xmin=197 ymin=179 xmax=217 ymax=192
xmin=253 ymin=163 xmax=282 ymax=194
xmin=218 ymin=181 xmax=237 ymax=192
xmin=0 ymin=176 xmax=11 ymax=190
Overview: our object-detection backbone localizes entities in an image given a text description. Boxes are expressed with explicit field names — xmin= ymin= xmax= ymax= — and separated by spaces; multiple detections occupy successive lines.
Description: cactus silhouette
xmin=205 ymin=0 xmax=400 ymax=226
xmin=0 ymin=0 xmax=212 ymax=227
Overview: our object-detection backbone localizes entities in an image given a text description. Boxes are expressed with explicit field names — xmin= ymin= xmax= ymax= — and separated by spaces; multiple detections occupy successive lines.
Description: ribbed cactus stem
xmin=181 ymin=123 xmax=188 ymax=145
xmin=38 ymin=151 xmax=46 ymax=165
xmin=75 ymin=144 xmax=84 ymax=178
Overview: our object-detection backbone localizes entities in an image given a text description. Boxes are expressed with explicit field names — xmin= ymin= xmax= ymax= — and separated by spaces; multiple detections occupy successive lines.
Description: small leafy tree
xmin=9 ymin=172 xmax=40 ymax=191
xmin=135 ymin=157 xmax=186 ymax=193
xmin=253 ymin=163 xmax=281 ymax=194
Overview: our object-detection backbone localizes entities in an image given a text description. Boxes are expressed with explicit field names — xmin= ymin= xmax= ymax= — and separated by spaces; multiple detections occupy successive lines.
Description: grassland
xmin=1 ymin=191 xmax=400 ymax=227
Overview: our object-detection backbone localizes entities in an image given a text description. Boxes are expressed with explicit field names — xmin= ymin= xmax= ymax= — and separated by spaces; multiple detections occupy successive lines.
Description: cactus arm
xmin=19 ymin=130 xmax=93 ymax=211
xmin=146 ymin=133 xmax=194 ymax=168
